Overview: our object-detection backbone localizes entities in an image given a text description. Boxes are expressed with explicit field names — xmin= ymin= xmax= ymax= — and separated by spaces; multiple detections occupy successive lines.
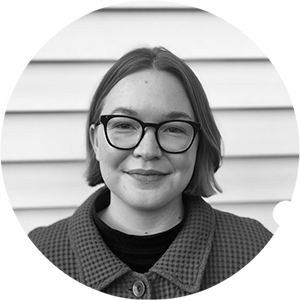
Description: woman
xmin=29 ymin=47 xmax=272 ymax=299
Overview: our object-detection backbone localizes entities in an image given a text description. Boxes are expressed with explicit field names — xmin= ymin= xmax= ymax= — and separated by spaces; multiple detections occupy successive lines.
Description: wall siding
xmin=33 ymin=10 xmax=265 ymax=61
xmin=1 ymin=6 xmax=298 ymax=234
xmin=7 ymin=61 xmax=291 ymax=112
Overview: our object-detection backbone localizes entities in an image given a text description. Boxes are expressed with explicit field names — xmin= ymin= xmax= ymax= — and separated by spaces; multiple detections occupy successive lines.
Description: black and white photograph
xmin=0 ymin=0 xmax=300 ymax=300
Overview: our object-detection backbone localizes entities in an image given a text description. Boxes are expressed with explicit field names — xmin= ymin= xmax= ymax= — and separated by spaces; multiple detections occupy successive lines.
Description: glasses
xmin=95 ymin=115 xmax=201 ymax=154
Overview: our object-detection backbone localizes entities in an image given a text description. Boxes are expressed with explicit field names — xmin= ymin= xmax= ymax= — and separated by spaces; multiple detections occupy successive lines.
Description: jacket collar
xmin=151 ymin=193 xmax=215 ymax=293
xmin=68 ymin=187 xmax=215 ymax=293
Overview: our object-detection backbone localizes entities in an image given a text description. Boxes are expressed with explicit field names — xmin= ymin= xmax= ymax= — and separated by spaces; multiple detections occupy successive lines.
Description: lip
xmin=125 ymin=169 xmax=169 ymax=183
xmin=126 ymin=169 xmax=168 ymax=175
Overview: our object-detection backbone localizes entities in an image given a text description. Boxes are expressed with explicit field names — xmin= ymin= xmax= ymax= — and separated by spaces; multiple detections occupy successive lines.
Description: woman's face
xmin=91 ymin=69 xmax=198 ymax=212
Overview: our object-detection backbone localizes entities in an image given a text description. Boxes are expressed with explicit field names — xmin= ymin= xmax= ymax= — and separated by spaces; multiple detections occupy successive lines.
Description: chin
xmin=125 ymin=189 xmax=181 ymax=211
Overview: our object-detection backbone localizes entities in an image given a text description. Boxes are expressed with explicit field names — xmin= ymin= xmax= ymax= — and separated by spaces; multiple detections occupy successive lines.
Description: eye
xmin=108 ymin=118 xmax=140 ymax=132
xmin=159 ymin=121 xmax=194 ymax=137
xmin=163 ymin=126 xmax=186 ymax=134
xmin=114 ymin=122 xmax=135 ymax=130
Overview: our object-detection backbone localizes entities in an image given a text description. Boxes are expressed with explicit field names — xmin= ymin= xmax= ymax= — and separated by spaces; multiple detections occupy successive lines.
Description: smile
xmin=125 ymin=169 xmax=169 ymax=183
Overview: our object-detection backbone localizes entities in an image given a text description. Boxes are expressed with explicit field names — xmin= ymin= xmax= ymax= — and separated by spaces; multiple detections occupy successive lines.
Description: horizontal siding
xmin=2 ymin=109 xmax=298 ymax=162
xmin=7 ymin=61 xmax=292 ymax=112
xmin=0 ymin=0 xmax=300 ymax=9
xmin=2 ymin=113 xmax=87 ymax=161
xmin=3 ymin=156 xmax=297 ymax=209
xmin=7 ymin=62 xmax=110 ymax=112
xmin=3 ymin=162 xmax=99 ymax=209
xmin=209 ymin=156 xmax=298 ymax=202
xmin=213 ymin=109 xmax=298 ymax=157
xmin=33 ymin=10 xmax=265 ymax=61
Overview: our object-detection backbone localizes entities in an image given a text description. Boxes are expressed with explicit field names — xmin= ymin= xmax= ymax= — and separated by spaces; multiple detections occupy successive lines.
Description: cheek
xmin=186 ymin=138 xmax=199 ymax=174
xmin=95 ymin=131 xmax=114 ymax=162
xmin=171 ymin=149 xmax=197 ymax=179
xmin=182 ymin=147 xmax=198 ymax=186
xmin=184 ymin=156 xmax=197 ymax=177
xmin=97 ymin=135 xmax=129 ymax=179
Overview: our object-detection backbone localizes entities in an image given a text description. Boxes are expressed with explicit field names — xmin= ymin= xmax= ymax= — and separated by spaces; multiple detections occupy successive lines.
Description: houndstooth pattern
xmin=29 ymin=187 xmax=272 ymax=298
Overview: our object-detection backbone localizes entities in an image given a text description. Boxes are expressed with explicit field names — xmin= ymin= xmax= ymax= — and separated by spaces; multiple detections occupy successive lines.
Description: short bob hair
xmin=86 ymin=47 xmax=222 ymax=197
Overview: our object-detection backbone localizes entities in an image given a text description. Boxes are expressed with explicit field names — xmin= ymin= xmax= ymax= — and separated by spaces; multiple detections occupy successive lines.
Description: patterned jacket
xmin=28 ymin=187 xmax=272 ymax=299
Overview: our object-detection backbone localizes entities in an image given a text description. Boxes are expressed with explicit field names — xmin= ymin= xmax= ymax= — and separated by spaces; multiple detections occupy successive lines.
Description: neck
xmin=98 ymin=193 xmax=184 ymax=236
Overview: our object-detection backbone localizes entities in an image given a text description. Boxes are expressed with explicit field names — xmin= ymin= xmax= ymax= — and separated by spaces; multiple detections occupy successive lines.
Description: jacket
xmin=28 ymin=187 xmax=272 ymax=299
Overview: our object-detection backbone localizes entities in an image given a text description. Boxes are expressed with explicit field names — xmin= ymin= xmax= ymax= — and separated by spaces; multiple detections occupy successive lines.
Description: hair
xmin=86 ymin=47 xmax=222 ymax=197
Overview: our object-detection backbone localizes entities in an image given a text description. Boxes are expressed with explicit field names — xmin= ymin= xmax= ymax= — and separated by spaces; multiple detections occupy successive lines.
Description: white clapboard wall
xmin=1 ymin=3 xmax=299 ymax=234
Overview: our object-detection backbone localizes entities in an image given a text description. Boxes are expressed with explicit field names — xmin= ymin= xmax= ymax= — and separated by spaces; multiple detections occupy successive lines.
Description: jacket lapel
xmin=150 ymin=195 xmax=215 ymax=293
xmin=68 ymin=188 xmax=131 ymax=289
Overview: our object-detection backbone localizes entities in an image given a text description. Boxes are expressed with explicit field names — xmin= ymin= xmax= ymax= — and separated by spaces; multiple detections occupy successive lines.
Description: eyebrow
xmin=111 ymin=107 xmax=138 ymax=116
xmin=110 ymin=107 xmax=192 ymax=120
xmin=164 ymin=111 xmax=192 ymax=120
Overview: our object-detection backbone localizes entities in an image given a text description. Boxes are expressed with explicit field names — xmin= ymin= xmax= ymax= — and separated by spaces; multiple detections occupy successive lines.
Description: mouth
xmin=127 ymin=169 xmax=168 ymax=175
xmin=125 ymin=169 xmax=169 ymax=183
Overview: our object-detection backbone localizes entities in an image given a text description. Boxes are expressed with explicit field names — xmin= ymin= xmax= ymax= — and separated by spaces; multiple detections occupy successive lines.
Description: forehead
xmin=101 ymin=69 xmax=195 ymax=120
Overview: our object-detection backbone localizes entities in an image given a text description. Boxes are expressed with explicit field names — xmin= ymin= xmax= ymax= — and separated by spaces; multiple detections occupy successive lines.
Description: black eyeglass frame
xmin=95 ymin=115 xmax=201 ymax=154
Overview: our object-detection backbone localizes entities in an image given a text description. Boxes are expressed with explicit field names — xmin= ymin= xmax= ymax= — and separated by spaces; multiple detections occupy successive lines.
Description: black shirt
xmin=93 ymin=201 xmax=184 ymax=273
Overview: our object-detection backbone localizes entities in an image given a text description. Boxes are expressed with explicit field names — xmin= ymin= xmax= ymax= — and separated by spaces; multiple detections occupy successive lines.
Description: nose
xmin=133 ymin=128 xmax=163 ymax=160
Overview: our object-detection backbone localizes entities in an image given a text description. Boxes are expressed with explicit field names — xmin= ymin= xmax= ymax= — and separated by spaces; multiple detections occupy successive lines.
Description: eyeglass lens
xmin=105 ymin=116 xmax=195 ymax=152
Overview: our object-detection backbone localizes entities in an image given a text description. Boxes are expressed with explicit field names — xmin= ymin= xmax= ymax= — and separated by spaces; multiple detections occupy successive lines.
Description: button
xmin=132 ymin=280 xmax=146 ymax=298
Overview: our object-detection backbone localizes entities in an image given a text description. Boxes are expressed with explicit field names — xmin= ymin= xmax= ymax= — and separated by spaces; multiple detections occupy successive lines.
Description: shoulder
xmin=7 ymin=219 xmax=75 ymax=299
xmin=28 ymin=217 xmax=70 ymax=251
xmin=21 ymin=218 xmax=70 ymax=249
xmin=211 ymin=206 xmax=285 ymax=284
xmin=5 ymin=190 xmax=108 ymax=299
xmin=28 ymin=187 xmax=107 ymax=252
xmin=208 ymin=210 xmax=300 ymax=299
xmin=213 ymin=208 xmax=273 ymax=250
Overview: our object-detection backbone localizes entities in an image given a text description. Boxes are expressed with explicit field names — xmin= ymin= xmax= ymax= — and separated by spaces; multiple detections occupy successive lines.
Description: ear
xmin=89 ymin=124 xmax=100 ymax=161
